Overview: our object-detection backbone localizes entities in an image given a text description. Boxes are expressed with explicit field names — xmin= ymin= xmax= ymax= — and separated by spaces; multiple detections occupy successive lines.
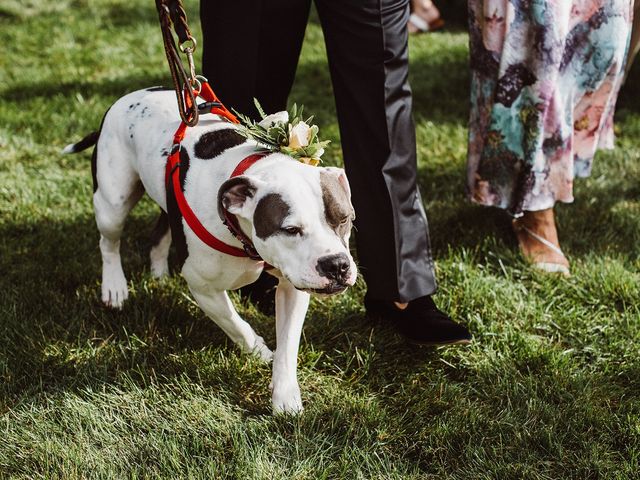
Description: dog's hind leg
xmin=189 ymin=286 xmax=273 ymax=363
xmin=93 ymin=157 xmax=144 ymax=309
xmin=149 ymin=211 xmax=171 ymax=278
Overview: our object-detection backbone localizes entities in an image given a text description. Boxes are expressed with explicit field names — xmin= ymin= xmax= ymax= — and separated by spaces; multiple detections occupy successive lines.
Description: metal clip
xmin=179 ymin=37 xmax=198 ymax=84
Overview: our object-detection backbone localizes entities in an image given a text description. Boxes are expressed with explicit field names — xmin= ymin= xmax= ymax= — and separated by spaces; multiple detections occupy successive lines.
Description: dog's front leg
xmin=271 ymin=278 xmax=310 ymax=414
xmin=189 ymin=287 xmax=273 ymax=363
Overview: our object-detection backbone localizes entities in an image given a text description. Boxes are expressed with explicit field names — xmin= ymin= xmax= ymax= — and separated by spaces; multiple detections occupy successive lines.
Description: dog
xmin=63 ymin=87 xmax=357 ymax=413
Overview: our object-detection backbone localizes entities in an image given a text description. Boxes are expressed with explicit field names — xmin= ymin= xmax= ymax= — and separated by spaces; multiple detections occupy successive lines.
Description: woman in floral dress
xmin=467 ymin=0 xmax=634 ymax=274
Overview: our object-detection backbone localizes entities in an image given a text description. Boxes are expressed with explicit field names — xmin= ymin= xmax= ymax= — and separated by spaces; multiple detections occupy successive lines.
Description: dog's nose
xmin=316 ymin=254 xmax=350 ymax=282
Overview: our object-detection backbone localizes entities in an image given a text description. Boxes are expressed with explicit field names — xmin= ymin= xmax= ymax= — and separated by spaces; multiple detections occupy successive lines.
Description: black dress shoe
xmin=365 ymin=295 xmax=472 ymax=345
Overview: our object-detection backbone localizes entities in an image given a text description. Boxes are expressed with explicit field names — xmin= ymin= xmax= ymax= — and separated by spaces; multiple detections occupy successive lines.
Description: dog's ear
xmin=218 ymin=175 xmax=264 ymax=218
xmin=320 ymin=167 xmax=355 ymax=227
xmin=322 ymin=167 xmax=352 ymax=199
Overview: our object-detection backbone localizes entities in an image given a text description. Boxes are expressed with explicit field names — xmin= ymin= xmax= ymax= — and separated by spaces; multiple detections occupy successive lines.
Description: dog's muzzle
xmin=299 ymin=253 xmax=352 ymax=295
xmin=316 ymin=253 xmax=351 ymax=283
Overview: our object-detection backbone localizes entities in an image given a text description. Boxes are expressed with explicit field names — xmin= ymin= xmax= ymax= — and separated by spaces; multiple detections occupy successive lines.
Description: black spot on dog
xmin=91 ymin=148 xmax=99 ymax=192
xmin=146 ymin=86 xmax=172 ymax=92
xmin=160 ymin=148 xmax=170 ymax=157
xmin=91 ymin=106 xmax=112 ymax=193
xmin=320 ymin=171 xmax=354 ymax=242
xmin=150 ymin=210 xmax=170 ymax=247
xmin=194 ymin=129 xmax=246 ymax=159
xmin=165 ymin=148 xmax=191 ymax=268
xmin=254 ymin=193 xmax=291 ymax=240
xmin=178 ymin=148 xmax=190 ymax=189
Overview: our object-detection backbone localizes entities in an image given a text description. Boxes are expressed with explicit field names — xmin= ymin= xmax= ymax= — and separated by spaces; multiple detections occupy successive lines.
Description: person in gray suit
xmin=200 ymin=0 xmax=471 ymax=345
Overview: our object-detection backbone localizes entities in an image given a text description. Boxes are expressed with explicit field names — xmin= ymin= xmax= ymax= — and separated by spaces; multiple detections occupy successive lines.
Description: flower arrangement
xmin=235 ymin=100 xmax=330 ymax=166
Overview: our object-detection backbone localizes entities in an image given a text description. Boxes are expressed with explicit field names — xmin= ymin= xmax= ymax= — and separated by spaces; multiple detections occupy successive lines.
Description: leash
xmin=155 ymin=0 xmax=198 ymax=126
xmin=155 ymin=0 xmax=240 ymax=126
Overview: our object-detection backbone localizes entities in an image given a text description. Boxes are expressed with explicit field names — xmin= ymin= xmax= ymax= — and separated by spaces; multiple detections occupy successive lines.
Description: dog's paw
xmin=150 ymin=260 xmax=169 ymax=279
xmin=101 ymin=272 xmax=129 ymax=309
xmin=251 ymin=336 xmax=273 ymax=363
xmin=272 ymin=381 xmax=303 ymax=415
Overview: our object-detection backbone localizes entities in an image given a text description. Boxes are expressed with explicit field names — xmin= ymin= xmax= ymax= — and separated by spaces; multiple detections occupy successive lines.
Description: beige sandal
xmin=408 ymin=13 xmax=445 ymax=34
xmin=408 ymin=0 xmax=445 ymax=35
xmin=515 ymin=224 xmax=571 ymax=276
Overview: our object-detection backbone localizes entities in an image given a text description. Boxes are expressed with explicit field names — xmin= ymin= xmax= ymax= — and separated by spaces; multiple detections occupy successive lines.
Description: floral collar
xmin=235 ymin=101 xmax=330 ymax=166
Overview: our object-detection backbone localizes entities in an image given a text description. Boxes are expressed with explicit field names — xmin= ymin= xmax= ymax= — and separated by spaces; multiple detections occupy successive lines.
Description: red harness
xmin=164 ymin=81 xmax=266 ymax=261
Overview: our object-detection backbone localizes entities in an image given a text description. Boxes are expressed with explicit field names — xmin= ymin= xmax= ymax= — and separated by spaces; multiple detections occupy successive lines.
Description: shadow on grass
xmin=420 ymin=161 xmax=640 ymax=261
xmin=2 ymin=151 xmax=638 ymax=415
xmin=2 ymin=30 xmax=638 ymax=416
xmin=290 ymin=42 xmax=470 ymax=125
xmin=0 ymin=209 xmax=446 ymax=415
xmin=0 ymin=74 xmax=172 ymax=103
xmin=410 ymin=48 xmax=470 ymax=124
xmin=105 ymin=1 xmax=162 ymax=27
xmin=617 ymin=60 xmax=640 ymax=114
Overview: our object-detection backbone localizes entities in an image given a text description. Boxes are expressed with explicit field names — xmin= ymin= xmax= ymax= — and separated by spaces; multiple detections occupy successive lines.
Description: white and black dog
xmin=64 ymin=87 xmax=357 ymax=413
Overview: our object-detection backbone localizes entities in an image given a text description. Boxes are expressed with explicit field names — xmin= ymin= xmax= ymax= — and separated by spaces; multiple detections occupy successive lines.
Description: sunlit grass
xmin=1 ymin=1 xmax=639 ymax=478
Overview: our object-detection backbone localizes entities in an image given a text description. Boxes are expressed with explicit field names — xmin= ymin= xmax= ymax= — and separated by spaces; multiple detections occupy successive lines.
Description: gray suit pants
xmin=200 ymin=0 xmax=437 ymax=302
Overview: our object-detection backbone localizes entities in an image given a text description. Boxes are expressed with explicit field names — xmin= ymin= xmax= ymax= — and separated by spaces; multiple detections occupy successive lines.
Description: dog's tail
xmin=61 ymin=131 xmax=100 ymax=154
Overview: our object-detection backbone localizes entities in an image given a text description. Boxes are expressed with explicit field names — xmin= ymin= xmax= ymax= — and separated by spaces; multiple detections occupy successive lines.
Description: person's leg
xmin=200 ymin=0 xmax=311 ymax=311
xmin=467 ymin=0 xmax=630 ymax=277
xmin=625 ymin=1 xmax=640 ymax=80
xmin=315 ymin=0 xmax=470 ymax=344
xmin=200 ymin=0 xmax=311 ymax=119
xmin=315 ymin=0 xmax=434 ymax=303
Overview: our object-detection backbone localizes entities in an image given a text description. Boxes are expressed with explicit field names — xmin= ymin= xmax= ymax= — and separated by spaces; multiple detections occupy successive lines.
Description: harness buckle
xmin=197 ymin=101 xmax=223 ymax=115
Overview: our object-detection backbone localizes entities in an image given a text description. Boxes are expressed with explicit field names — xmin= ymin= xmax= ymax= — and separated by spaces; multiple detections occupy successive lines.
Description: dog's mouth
xmin=298 ymin=283 xmax=349 ymax=296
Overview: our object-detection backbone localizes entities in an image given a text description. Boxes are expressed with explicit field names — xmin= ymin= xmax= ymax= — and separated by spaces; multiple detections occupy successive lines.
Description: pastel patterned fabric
xmin=467 ymin=0 xmax=633 ymax=215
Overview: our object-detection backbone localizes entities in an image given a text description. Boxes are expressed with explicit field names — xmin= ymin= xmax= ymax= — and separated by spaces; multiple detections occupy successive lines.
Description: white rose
xmin=258 ymin=111 xmax=289 ymax=128
xmin=288 ymin=121 xmax=311 ymax=149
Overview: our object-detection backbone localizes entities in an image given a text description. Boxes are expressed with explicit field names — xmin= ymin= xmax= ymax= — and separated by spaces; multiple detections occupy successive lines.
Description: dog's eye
xmin=339 ymin=216 xmax=350 ymax=225
xmin=282 ymin=226 xmax=302 ymax=236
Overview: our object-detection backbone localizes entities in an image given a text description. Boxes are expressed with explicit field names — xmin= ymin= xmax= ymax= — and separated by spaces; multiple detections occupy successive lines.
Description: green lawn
xmin=1 ymin=1 xmax=639 ymax=478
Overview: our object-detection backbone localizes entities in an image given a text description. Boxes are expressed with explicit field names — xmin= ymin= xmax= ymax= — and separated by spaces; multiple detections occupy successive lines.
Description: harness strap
xmin=165 ymin=80 xmax=268 ymax=263
xmin=199 ymin=82 xmax=239 ymax=124
xmin=166 ymin=147 xmax=250 ymax=258
xmin=231 ymin=153 xmax=265 ymax=177
xmin=219 ymin=154 xmax=267 ymax=260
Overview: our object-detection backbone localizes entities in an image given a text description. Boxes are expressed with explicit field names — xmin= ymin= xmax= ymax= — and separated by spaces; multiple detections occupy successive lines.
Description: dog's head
xmin=219 ymin=159 xmax=357 ymax=294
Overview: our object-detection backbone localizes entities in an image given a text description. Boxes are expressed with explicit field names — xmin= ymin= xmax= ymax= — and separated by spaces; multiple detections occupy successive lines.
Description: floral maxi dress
xmin=467 ymin=0 xmax=633 ymax=215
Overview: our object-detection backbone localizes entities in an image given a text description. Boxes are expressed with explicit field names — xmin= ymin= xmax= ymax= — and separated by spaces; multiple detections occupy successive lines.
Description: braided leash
xmin=155 ymin=0 xmax=200 ymax=126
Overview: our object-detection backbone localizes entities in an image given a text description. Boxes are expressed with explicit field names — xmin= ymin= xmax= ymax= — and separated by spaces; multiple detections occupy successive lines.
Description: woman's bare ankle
xmin=512 ymin=208 xmax=569 ymax=268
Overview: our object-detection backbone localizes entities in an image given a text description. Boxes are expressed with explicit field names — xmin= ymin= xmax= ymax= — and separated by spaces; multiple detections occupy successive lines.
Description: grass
xmin=1 ymin=0 xmax=639 ymax=478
